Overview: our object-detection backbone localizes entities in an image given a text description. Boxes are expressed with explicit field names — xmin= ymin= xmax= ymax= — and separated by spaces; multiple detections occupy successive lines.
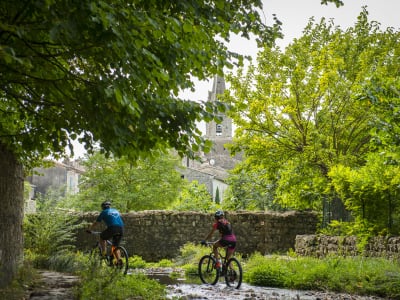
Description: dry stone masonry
xmin=295 ymin=234 xmax=400 ymax=258
xmin=76 ymin=210 xmax=318 ymax=261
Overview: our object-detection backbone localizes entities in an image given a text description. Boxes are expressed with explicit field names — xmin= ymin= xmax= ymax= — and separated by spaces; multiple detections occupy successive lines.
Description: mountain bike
xmin=87 ymin=230 xmax=129 ymax=275
xmin=198 ymin=241 xmax=242 ymax=289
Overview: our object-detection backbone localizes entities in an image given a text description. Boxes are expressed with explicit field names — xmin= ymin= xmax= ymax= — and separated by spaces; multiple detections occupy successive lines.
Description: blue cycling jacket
xmin=96 ymin=208 xmax=124 ymax=227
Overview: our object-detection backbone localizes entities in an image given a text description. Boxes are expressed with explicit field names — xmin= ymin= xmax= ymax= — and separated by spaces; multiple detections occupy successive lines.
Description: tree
xmin=215 ymin=186 xmax=220 ymax=204
xmin=0 ymin=0 xmax=282 ymax=286
xmin=169 ymin=180 xmax=216 ymax=212
xmin=223 ymin=168 xmax=279 ymax=211
xmin=224 ymin=9 xmax=400 ymax=217
xmin=329 ymin=152 xmax=400 ymax=235
xmin=60 ymin=151 xmax=184 ymax=212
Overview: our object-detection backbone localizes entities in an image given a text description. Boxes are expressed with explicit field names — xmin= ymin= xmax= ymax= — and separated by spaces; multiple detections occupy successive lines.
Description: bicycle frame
xmin=88 ymin=230 xmax=129 ymax=275
xmin=198 ymin=241 xmax=243 ymax=289
xmin=205 ymin=242 xmax=230 ymax=270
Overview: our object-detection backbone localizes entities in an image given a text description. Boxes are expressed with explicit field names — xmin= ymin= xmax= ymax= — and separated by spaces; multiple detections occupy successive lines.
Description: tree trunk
xmin=0 ymin=143 xmax=24 ymax=288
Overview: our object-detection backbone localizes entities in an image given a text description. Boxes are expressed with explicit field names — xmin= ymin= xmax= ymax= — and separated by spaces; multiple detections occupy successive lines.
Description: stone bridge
xmin=75 ymin=210 xmax=318 ymax=261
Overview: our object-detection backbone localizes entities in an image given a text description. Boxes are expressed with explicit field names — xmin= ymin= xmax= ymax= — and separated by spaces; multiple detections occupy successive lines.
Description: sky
xmin=180 ymin=0 xmax=400 ymax=102
xmin=71 ymin=0 xmax=400 ymax=158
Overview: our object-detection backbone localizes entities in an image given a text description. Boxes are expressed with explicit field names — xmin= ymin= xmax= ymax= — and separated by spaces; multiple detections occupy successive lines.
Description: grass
xmin=0 ymin=262 xmax=39 ymax=300
xmin=243 ymin=253 xmax=400 ymax=299
xmin=18 ymin=238 xmax=400 ymax=299
xmin=78 ymin=267 xmax=166 ymax=300
xmin=174 ymin=243 xmax=400 ymax=298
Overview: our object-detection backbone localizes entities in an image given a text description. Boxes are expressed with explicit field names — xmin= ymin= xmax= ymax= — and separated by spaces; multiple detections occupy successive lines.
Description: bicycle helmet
xmin=101 ymin=201 xmax=111 ymax=210
xmin=214 ymin=210 xmax=224 ymax=219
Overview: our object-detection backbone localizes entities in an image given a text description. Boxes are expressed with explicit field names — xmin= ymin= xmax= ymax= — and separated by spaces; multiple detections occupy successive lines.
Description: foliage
xmin=23 ymin=201 xmax=83 ymax=269
xmin=215 ymin=186 xmax=221 ymax=204
xmin=175 ymin=242 xmax=210 ymax=266
xmin=244 ymin=253 xmax=400 ymax=298
xmin=169 ymin=180 xmax=218 ymax=212
xmin=0 ymin=0 xmax=280 ymax=167
xmin=329 ymin=152 xmax=400 ymax=235
xmin=59 ymin=151 xmax=184 ymax=212
xmin=223 ymin=168 xmax=280 ymax=211
xmin=223 ymin=9 xmax=400 ymax=228
xmin=0 ymin=262 xmax=39 ymax=300
xmin=128 ymin=255 xmax=148 ymax=269
xmin=78 ymin=267 xmax=165 ymax=300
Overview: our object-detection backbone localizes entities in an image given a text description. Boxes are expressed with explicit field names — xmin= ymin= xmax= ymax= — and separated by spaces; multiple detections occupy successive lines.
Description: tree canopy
xmin=60 ymin=151 xmax=184 ymax=212
xmin=0 ymin=0 xmax=344 ymax=287
xmin=0 ymin=0 xmax=283 ymax=287
xmin=0 ymin=0 xmax=283 ymax=166
xmin=223 ymin=9 xmax=400 ymax=234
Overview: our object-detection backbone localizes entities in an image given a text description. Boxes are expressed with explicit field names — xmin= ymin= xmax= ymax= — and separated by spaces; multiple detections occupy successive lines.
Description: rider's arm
xmin=204 ymin=227 xmax=216 ymax=241
xmin=88 ymin=221 xmax=100 ymax=231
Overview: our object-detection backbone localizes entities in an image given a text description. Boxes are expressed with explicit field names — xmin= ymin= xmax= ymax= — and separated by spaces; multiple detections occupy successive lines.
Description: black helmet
xmin=214 ymin=210 xmax=224 ymax=219
xmin=101 ymin=201 xmax=111 ymax=210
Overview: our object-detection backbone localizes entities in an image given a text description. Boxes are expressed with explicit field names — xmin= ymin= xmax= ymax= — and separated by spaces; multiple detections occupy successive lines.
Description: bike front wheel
xmin=224 ymin=257 xmax=243 ymax=289
xmin=198 ymin=255 xmax=219 ymax=285
xmin=88 ymin=245 xmax=107 ymax=269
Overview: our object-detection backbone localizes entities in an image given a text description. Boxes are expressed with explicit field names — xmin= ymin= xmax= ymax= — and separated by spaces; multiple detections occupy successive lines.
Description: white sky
xmin=180 ymin=0 xmax=400 ymax=102
xmin=71 ymin=0 xmax=400 ymax=158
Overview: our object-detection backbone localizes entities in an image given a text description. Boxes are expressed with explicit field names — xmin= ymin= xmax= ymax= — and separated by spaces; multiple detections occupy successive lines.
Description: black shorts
xmin=219 ymin=239 xmax=236 ymax=251
xmin=100 ymin=226 xmax=123 ymax=246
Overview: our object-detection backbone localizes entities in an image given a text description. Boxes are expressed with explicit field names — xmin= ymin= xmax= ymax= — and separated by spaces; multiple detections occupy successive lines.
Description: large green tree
xmin=61 ymin=151 xmax=184 ymax=212
xmin=0 ymin=0 xmax=282 ymax=286
xmin=0 ymin=0 xmax=344 ymax=286
xmin=224 ymin=9 xmax=400 ymax=217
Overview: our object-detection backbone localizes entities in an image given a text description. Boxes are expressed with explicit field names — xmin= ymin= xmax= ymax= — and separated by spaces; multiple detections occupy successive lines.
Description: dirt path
xmin=28 ymin=270 xmax=79 ymax=300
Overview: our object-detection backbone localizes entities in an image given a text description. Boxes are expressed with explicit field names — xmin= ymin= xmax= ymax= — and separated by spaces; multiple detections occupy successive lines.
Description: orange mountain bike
xmin=198 ymin=241 xmax=242 ymax=289
xmin=87 ymin=230 xmax=129 ymax=275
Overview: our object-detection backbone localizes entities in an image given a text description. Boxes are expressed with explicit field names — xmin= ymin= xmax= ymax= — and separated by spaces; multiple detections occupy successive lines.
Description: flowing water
xmin=137 ymin=268 xmax=384 ymax=300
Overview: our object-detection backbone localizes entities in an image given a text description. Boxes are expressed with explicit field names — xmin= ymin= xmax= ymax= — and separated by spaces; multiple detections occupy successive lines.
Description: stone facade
xmin=295 ymin=234 xmax=400 ymax=258
xmin=181 ymin=75 xmax=242 ymax=202
xmin=76 ymin=210 xmax=318 ymax=261
xmin=26 ymin=159 xmax=84 ymax=198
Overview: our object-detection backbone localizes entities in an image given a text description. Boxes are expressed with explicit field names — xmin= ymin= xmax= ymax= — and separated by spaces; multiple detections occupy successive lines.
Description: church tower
xmin=180 ymin=75 xmax=240 ymax=203
xmin=205 ymin=75 xmax=232 ymax=139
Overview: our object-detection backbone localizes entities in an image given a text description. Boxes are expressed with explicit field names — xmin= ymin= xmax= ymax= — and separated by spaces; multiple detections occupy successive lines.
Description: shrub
xmin=244 ymin=254 xmax=400 ymax=298
xmin=78 ymin=266 xmax=165 ymax=299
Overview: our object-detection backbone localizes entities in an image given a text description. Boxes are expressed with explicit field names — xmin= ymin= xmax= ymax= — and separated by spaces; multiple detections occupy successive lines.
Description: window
xmin=216 ymin=124 xmax=222 ymax=136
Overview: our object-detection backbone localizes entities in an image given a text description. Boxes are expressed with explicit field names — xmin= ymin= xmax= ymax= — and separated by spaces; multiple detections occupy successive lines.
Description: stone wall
xmin=295 ymin=235 xmax=400 ymax=258
xmin=76 ymin=210 xmax=318 ymax=261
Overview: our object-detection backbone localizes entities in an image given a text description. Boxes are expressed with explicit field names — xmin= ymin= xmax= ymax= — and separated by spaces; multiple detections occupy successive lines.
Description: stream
xmin=136 ymin=268 xmax=384 ymax=300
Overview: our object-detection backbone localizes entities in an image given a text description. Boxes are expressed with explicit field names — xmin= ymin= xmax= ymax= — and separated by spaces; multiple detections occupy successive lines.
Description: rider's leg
xmin=213 ymin=242 xmax=223 ymax=269
xmin=213 ymin=242 xmax=221 ymax=260
xmin=100 ymin=239 xmax=107 ymax=256
xmin=113 ymin=247 xmax=121 ymax=261
xmin=226 ymin=247 xmax=234 ymax=261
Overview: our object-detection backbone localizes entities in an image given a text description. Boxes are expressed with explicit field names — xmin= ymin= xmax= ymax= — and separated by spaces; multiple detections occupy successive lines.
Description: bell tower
xmin=205 ymin=75 xmax=232 ymax=139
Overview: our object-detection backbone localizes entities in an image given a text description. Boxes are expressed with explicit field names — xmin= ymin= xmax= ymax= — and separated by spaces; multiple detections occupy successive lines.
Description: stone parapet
xmin=75 ymin=210 xmax=318 ymax=261
xmin=295 ymin=234 xmax=400 ymax=258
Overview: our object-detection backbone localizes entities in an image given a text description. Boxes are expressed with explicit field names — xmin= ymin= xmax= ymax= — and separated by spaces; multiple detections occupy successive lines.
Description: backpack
xmin=217 ymin=219 xmax=233 ymax=235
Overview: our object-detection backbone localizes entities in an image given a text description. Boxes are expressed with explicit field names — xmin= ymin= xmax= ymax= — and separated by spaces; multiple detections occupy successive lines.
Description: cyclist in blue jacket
xmin=88 ymin=201 xmax=124 ymax=262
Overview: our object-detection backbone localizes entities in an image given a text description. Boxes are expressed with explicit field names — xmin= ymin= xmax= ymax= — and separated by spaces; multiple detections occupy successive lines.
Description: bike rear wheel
xmin=224 ymin=257 xmax=242 ymax=289
xmin=198 ymin=255 xmax=219 ymax=285
xmin=113 ymin=246 xmax=129 ymax=275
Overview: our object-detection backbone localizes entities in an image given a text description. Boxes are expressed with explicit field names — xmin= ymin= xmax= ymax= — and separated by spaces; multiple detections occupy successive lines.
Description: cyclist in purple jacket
xmin=88 ymin=201 xmax=124 ymax=262
xmin=202 ymin=210 xmax=237 ymax=269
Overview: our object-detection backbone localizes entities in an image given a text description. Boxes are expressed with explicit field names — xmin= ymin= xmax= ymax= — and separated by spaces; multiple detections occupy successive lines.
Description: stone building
xmin=181 ymin=75 xmax=242 ymax=202
xmin=26 ymin=159 xmax=85 ymax=203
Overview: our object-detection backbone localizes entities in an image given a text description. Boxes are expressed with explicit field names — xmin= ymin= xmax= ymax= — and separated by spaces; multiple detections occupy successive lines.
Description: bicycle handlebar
xmin=86 ymin=230 xmax=101 ymax=235
xmin=201 ymin=241 xmax=218 ymax=246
